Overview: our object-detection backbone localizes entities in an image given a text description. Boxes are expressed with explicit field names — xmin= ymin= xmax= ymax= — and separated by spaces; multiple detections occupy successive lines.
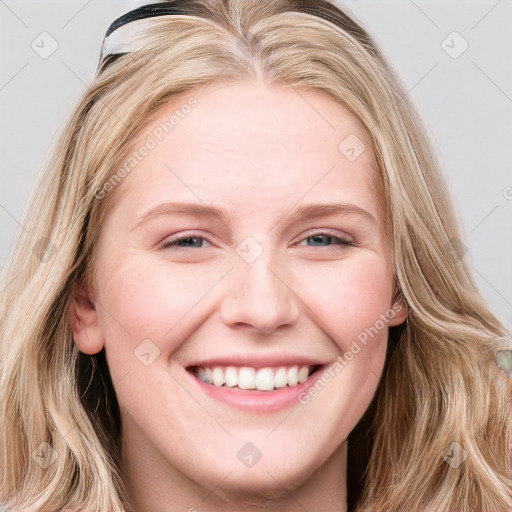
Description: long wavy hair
xmin=0 ymin=1 xmax=510 ymax=510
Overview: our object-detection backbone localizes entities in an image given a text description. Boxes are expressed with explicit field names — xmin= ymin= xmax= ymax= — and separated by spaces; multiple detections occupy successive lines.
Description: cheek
xmin=291 ymin=256 xmax=394 ymax=439
xmin=294 ymin=255 xmax=395 ymax=348
xmin=95 ymin=255 xmax=228 ymax=352
xmin=96 ymin=248 xmax=394 ymax=385
xmin=97 ymin=250 xmax=394 ymax=346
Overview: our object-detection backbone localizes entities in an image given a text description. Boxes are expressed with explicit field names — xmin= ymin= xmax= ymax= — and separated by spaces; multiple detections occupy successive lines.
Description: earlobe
xmin=69 ymin=283 xmax=105 ymax=355
xmin=387 ymin=292 xmax=408 ymax=327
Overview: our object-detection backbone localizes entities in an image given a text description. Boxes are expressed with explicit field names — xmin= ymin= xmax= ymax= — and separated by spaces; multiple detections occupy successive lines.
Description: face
xmin=72 ymin=81 xmax=405 ymax=498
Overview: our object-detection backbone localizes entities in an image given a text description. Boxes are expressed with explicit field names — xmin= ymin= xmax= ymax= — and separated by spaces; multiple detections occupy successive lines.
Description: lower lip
xmin=186 ymin=366 xmax=327 ymax=413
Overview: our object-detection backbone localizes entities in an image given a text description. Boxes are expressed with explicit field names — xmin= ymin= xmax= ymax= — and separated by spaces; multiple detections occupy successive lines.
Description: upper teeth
xmin=195 ymin=365 xmax=313 ymax=391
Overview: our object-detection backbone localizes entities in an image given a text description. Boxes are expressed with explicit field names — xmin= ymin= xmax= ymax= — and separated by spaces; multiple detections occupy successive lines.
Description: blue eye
xmin=159 ymin=230 xmax=355 ymax=250
xmin=160 ymin=233 xmax=210 ymax=249
xmin=296 ymin=232 xmax=354 ymax=248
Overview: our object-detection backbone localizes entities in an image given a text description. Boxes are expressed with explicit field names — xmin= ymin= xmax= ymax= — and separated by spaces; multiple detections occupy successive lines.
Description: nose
xmin=219 ymin=255 xmax=300 ymax=335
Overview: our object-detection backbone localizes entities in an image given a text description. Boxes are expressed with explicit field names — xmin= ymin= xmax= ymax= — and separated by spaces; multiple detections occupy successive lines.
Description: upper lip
xmin=186 ymin=354 xmax=329 ymax=369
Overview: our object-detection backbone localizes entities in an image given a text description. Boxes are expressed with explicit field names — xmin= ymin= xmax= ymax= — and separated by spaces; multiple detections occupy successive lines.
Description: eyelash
xmin=159 ymin=230 xmax=355 ymax=250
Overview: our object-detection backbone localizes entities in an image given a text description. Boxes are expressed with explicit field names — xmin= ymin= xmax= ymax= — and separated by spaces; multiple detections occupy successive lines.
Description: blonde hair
xmin=0 ymin=1 xmax=510 ymax=510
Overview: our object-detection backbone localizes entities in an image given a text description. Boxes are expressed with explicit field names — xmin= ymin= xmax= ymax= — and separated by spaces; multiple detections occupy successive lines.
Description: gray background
xmin=1 ymin=0 xmax=511 ymax=332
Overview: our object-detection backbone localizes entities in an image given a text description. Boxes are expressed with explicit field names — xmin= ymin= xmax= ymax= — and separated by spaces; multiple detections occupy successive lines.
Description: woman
xmin=0 ymin=1 xmax=510 ymax=511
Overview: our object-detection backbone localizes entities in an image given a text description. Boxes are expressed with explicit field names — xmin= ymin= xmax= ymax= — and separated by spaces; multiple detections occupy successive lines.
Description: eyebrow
xmin=131 ymin=201 xmax=378 ymax=232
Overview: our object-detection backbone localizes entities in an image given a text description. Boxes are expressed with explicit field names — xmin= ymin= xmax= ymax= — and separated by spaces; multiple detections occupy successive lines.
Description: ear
xmin=387 ymin=289 xmax=407 ymax=327
xmin=69 ymin=282 xmax=105 ymax=355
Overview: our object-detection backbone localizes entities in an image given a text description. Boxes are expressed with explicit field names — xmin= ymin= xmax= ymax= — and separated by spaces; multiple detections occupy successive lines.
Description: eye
xmin=159 ymin=231 xmax=212 ymax=250
xmin=158 ymin=230 xmax=355 ymax=251
xmin=293 ymin=230 xmax=355 ymax=249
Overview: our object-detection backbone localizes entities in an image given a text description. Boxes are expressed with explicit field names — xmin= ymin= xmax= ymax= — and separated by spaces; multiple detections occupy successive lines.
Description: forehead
xmin=110 ymin=81 xmax=382 ymax=218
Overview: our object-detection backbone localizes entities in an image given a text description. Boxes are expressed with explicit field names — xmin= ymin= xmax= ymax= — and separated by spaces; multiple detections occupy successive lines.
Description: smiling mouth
xmin=187 ymin=364 xmax=322 ymax=392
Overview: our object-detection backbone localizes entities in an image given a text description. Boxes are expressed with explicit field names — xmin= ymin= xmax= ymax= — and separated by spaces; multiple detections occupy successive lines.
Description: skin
xmin=71 ymin=81 xmax=406 ymax=512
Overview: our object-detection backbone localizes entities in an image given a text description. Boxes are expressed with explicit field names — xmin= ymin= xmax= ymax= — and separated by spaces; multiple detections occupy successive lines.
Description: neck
xmin=120 ymin=432 xmax=348 ymax=512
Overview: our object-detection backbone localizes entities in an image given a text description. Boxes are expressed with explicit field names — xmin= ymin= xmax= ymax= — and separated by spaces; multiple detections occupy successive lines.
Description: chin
xmin=193 ymin=452 xmax=321 ymax=497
